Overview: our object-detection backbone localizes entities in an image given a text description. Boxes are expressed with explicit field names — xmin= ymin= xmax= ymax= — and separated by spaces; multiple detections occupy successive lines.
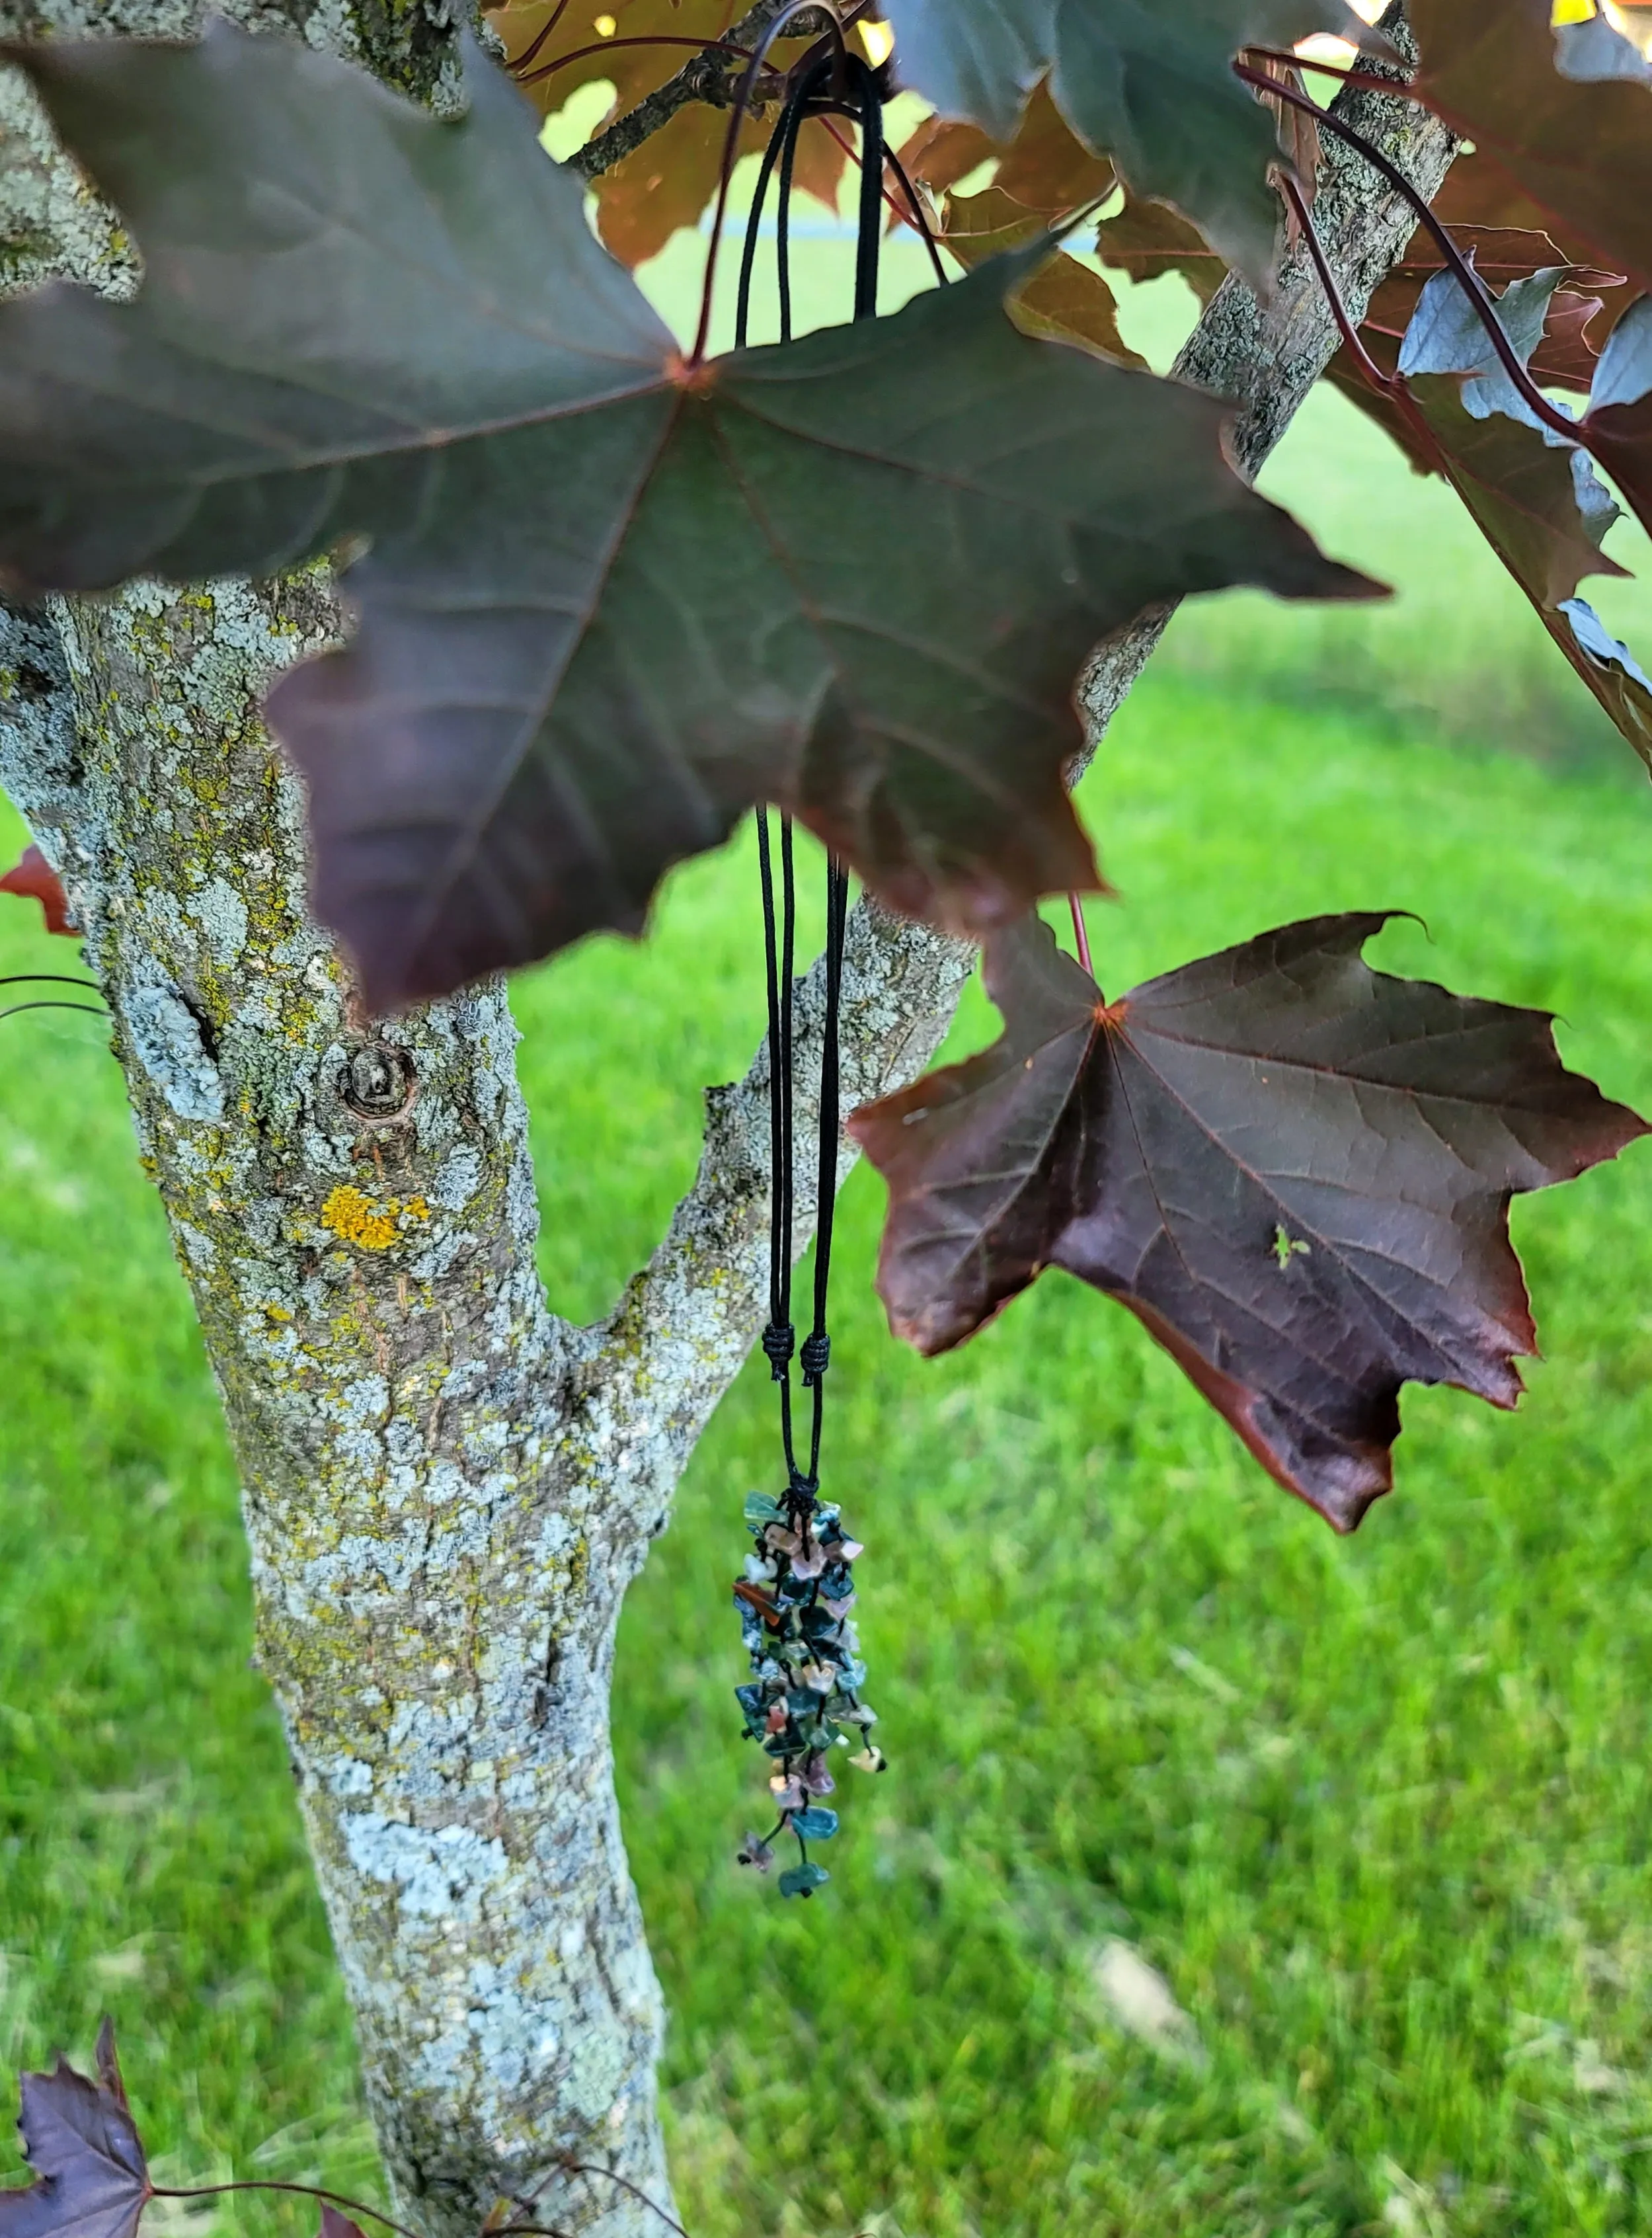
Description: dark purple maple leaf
xmin=0 ymin=2024 xmax=151 ymax=2238
xmin=849 ymin=912 xmax=1647 ymax=1529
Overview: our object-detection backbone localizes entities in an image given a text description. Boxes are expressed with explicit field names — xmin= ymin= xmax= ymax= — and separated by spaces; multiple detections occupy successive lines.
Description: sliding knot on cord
xmin=799 ymin=1331 xmax=831 ymax=1384
xmin=762 ymin=1320 xmax=795 ymax=1378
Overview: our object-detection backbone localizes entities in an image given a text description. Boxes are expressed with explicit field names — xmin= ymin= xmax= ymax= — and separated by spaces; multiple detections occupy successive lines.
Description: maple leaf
xmin=0 ymin=2024 xmax=151 ymax=2238
xmin=1578 ymin=295 xmax=1652 ymax=547
xmin=1323 ymin=239 xmax=1613 ymax=479
xmin=1394 ymin=268 xmax=1652 ymax=768
xmin=1398 ymin=260 xmax=1582 ymax=430
xmin=1095 ymin=192 xmax=1227 ymax=305
xmin=1552 ymin=4 xmax=1652 ymax=87
xmin=937 ymin=187 xmax=1146 ymax=366
xmin=588 ymin=97 xmax=847 ymax=269
xmin=1362 ymin=227 xmax=1618 ymax=393
xmin=886 ymin=111 xmax=997 ymax=233
xmin=1537 ymin=281 xmax=1614 ymax=395
xmin=881 ymin=0 xmax=1374 ymax=284
xmin=0 ymin=844 xmax=74 ymax=936
xmin=1411 ymin=0 xmax=1652 ymax=298
xmin=990 ymin=80 xmax=1116 ymax=216
xmin=887 ymin=83 xmax=1109 ymax=239
xmin=494 ymin=0 xmax=735 ymax=117
xmin=1410 ymin=395 xmax=1652 ymax=765
xmin=849 ymin=913 xmax=1645 ymax=1530
xmin=0 ymin=24 xmax=1378 ymax=1010
xmin=492 ymin=0 xmax=743 ymax=262
xmin=1401 ymin=155 xmax=1643 ymax=376
xmin=582 ymin=100 xmax=736 ymax=267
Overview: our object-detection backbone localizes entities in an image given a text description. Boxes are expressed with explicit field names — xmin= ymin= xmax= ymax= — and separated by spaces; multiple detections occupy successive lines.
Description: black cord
xmin=734 ymin=57 xmax=832 ymax=353
xmin=744 ymin=63 xmax=830 ymax=1473
xmin=775 ymin=64 xmax=824 ymax=347
xmin=733 ymin=58 xmax=888 ymax=1902
xmin=756 ymin=807 xmax=803 ymax=1482
xmin=849 ymin=54 xmax=883 ymax=323
xmin=756 ymin=811 xmax=791 ymax=1374
xmin=748 ymin=56 xmax=881 ymax=1502
xmin=802 ymin=861 xmax=848 ymax=1491
xmin=0 ymin=1000 xmax=105 ymax=1023
xmin=882 ymin=141 xmax=949 ymax=288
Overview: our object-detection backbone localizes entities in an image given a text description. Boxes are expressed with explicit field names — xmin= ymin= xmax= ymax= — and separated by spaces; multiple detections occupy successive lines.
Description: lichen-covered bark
xmin=0 ymin=1 xmax=464 ymax=106
xmin=0 ymin=9 xmax=674 ymax=2238
xmin=0 ymin=7 xmax=1454 ymax=2237
xmin=1 ymin=568 xmax=683 ymax=2238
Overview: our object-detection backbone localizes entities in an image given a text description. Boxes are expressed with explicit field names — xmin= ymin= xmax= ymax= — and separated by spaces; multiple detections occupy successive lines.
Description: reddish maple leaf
xmin=1392 ymin=270 xmax=1652 ymax=768
xmin=850 ymin=914 xmax=1646 ymax=1531
xmin=1579 ymin=297 xmax=1652 ymax=548
xmin=0 ymin=844 xmax=74 ymax=936
xmin=1411 ymin=0 xmax=1652 ymax=297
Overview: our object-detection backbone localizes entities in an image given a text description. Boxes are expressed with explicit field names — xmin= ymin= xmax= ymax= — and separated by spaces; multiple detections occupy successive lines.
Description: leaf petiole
xmin=1068 ymin=892 xmax=1094 ymax=979
xmin=1277 ymin=171 xmax=1450 ymax=471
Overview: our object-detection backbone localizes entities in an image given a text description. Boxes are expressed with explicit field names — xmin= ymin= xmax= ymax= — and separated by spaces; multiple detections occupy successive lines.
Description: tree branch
xmin=569 ymin=0 xmax=833 ymax=180
xmin=592 ymin=4 xmax=1458 ymax=1524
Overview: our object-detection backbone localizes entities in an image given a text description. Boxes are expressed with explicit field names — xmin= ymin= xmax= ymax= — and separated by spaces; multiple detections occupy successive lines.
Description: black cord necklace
xmin=732 ymin=56 xmax=886 ymax=1901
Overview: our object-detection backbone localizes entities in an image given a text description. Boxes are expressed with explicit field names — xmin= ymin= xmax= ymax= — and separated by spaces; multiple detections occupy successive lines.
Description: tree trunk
xmin=0 ymin=9 xmax=1453 ymax=2237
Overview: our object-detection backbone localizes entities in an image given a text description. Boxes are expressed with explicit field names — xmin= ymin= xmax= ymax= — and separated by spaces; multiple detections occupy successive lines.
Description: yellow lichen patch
xmin=321 ymin=1183 xmax=430 ymax=1253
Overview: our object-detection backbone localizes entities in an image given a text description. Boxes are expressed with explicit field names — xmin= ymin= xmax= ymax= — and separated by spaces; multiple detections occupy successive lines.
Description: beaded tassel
xmin=734 ymin=1483 xmax=884 ymax=1898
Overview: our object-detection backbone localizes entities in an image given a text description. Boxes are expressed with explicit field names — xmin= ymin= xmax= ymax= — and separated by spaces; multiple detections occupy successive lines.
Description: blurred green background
xmin=6 ymin=199 xmax=1652 ymax=2238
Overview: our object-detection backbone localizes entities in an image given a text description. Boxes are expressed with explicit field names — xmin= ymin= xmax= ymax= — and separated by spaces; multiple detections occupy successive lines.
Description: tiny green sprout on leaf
xmin=1272 ymin=1224 xmax=1311 ymax=1269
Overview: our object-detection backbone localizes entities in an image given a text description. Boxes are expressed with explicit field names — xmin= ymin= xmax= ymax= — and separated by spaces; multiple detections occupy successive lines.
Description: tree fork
xmin=0 ymin=6 xmax=1451 ymax=2235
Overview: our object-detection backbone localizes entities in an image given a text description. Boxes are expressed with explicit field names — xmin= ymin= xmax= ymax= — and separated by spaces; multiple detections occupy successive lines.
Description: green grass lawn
xmin=9 ymin=211 xmax=1652 ymax=2238
xmin=7 ymin=663 xmax=1652 ymax=2237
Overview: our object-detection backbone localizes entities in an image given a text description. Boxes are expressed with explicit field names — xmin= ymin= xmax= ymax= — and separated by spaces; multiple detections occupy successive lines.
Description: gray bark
xmin=0 ymin=9 xmax=1451 ymax=2238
